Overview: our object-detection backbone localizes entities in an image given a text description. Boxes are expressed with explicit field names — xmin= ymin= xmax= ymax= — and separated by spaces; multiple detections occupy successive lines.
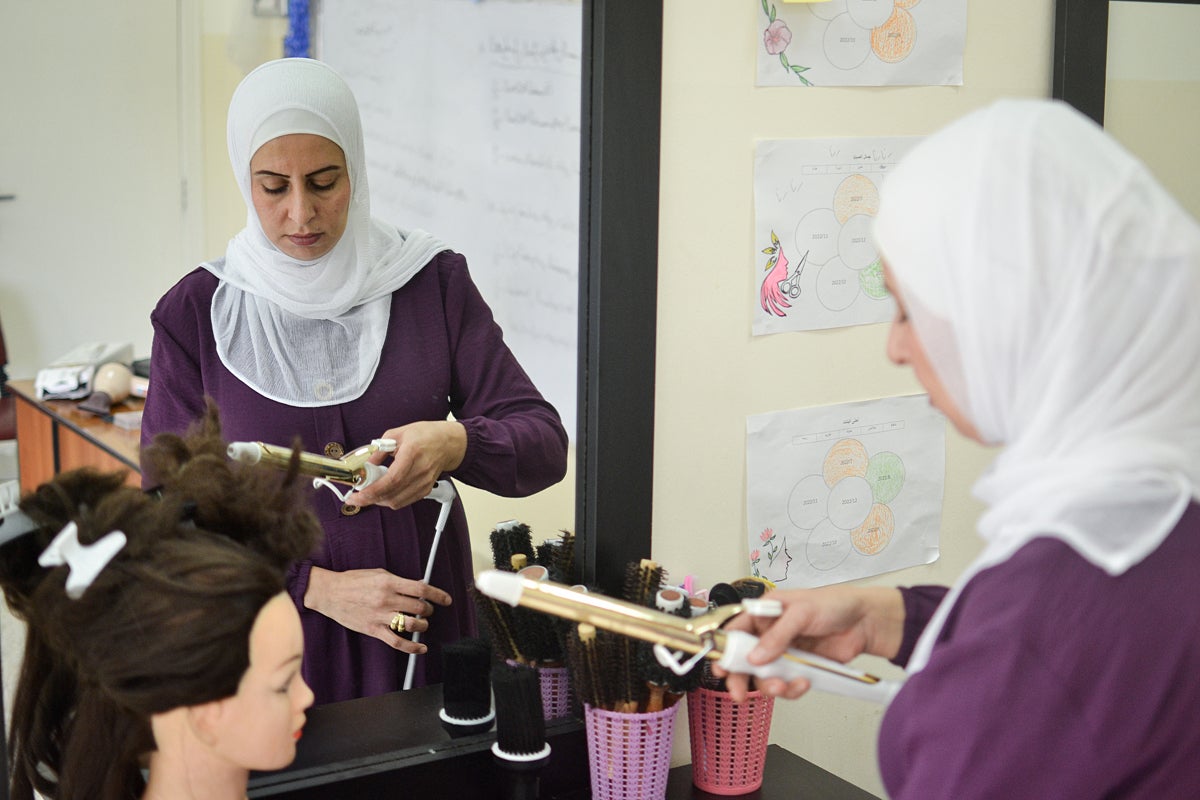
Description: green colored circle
xmin=865 ymin=451 xmax=905 ymax=504
xmin=859 ymin=259 xmax=888 ymax=299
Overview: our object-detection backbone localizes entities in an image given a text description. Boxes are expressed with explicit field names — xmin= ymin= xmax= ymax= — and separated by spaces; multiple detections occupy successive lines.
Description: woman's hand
xmin=303 ymin=567 xmax=453 ymax=653
xmin=346 ymin=420 xmax=467 ymax=510
xmin=714 ymin=585 xmax=905 ymax=701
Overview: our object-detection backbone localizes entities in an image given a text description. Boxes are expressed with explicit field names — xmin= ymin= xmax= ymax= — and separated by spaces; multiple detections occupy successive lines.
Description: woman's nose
xmin=288 ymin=189 xmax=316 ymax=224
xmin=885 ymin=324 xmax=907 ymax=365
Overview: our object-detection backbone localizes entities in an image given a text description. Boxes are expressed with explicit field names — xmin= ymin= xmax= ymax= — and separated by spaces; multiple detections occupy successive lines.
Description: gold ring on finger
xmin=389 ymin=612 xmax=407 ymax=633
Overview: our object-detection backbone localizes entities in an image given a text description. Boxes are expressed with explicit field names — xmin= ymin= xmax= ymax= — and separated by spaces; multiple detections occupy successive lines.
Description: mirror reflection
xmin=139 ymin=54 xmax=574 ymax=706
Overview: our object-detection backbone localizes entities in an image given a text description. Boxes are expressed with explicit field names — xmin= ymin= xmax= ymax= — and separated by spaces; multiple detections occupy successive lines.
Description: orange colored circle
xmin=871 ymin=7 xmax=916 ymax=64
xmin=832 ymin=174 xmax=880 ymax=225
xmin=822 ymin=438 xmax=869 ymax=487
xmin=850 ymin=503 xmax=895 ymax=555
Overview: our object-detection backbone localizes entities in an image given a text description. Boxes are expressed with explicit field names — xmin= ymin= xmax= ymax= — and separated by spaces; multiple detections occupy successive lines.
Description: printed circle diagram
xmin=788 ymin=438 xmax=907 ymax=571
xmin=793 ymin=175 xmax=889 ymax=314
xmin=809 ymin=0 xmax=921 ymax=70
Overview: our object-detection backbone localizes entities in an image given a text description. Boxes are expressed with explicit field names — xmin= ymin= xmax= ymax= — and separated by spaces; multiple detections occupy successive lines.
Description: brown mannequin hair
xmin=0 ymin=404 xmax=321 ymax=800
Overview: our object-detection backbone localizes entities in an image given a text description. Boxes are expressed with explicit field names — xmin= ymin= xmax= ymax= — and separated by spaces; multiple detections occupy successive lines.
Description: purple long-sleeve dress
xmin=141 ymin=251 xmax=568 ymax=703
xmin=881 ymin=502 xmax=1200 ymax=798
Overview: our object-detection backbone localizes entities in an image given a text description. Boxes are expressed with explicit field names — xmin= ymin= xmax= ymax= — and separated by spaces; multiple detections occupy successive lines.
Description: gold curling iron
xmin=227 ymin=439 xmax=397 ymax=500
xmin=475 ymin=569 xmax=901 ymax=704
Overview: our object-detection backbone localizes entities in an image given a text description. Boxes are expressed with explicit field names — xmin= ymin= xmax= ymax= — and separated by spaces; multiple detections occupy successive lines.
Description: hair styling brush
xmin=637 ymin=587 xmax=703 ymax=711
xmin=491 ymin=661 xmax=551 ymax=800
xmin=536 ymin=530 xmax=577 ymax=584
xmin=472 ymin=586 xmax=527 ymax=665
xmin=618 ymin=559 xmax=663 ymax=710
xmin=440 ymin=637 xmax=495 ymax=737
xmin=490 ymin=520 xmax=535 ymax=572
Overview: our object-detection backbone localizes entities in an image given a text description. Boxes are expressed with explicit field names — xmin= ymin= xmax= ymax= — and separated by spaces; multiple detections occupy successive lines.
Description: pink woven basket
xmin=687 ymin=686 xmax=775 ymax=795
xmin=538 ymin=664 xmax=573 ymax=720
xmin=584 ymin=703 xmax=679 ymax=800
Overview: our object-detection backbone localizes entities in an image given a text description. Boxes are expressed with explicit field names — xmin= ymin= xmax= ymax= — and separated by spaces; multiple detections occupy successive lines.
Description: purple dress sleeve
xmin=142 ymin=252 xmax=568 ymax=703
xmin=890 ymin=585 xmax=948 ymax=668
xmin=879 ymin=504 xmax=1200 ymax=799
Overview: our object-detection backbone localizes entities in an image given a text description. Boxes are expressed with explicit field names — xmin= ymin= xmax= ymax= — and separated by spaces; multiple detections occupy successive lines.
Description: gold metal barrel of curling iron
xmin=484 ymin=572 xmax=881 ymax=686
xmin=232 ymin=441 xmax=382 ymax=487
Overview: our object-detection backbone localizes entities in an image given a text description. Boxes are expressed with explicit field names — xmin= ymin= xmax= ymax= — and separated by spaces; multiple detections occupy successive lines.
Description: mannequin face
xmin=883 ymin=263 xmax=982 ymax=443
xmin=250 ymin=134 xmax=351 ymax=260
xmin=205 ymin=592 xmax=313 ymax=771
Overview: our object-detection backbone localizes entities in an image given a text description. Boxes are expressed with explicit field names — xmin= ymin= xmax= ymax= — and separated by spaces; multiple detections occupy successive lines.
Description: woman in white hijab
xmin=719 ymin=99 xmax=1200 ymax=798
xmin=142 ymin=58 xmax=569 ymax=704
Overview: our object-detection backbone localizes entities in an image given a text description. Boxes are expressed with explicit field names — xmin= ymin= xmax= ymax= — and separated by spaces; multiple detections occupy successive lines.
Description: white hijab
xmin=872 ymin=99 xmax=1200 ymax=674
xmin=204 ymin=58 xmax=446 ymax=406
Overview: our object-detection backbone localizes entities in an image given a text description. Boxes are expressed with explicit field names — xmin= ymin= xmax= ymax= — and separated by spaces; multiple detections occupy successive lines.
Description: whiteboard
xmin=318 ymin=0 xmax=581 ymax=436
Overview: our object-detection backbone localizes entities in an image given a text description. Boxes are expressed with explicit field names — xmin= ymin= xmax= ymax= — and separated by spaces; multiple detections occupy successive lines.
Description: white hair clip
xmin=38 ymin=521 xmax=127 ymax=599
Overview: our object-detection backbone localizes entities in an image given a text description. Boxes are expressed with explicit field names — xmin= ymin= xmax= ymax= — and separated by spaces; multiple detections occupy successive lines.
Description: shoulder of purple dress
xmin=153 ymin=266 xmax=219 ymax=318
xmin=432 ymin=248 xmax=470 ymax=284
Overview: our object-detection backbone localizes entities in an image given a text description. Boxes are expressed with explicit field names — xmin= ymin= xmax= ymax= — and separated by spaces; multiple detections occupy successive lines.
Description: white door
xmin=0 ymin=0 xmax=201 ymax=381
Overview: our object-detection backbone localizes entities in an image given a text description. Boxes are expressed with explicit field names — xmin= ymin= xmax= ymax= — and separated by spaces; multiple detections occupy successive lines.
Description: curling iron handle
xmin=227 ymin=442 xmax=263 ymax=464
xmin=716 ymin=629 xmax=901 ymax=705
xmin=360 ymin=462 xmax=388 ymax=488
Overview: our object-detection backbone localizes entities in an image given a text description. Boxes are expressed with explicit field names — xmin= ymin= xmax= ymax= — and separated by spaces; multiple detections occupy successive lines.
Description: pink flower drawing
xmin=760 ymin=528 xmax=774 ymax=544
xmin=763 ymin=19 xmax=791 ymax=56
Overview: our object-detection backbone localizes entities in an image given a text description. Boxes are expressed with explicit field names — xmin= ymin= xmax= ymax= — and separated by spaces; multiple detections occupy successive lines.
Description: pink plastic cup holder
xmin=687 ymin=686 xmax=775 ymax=795
xmin=584 ymin=703 xmax=679 ymax=800
xmin=505 ymin=660 xmax=574 ymax=721
xmin=538 ymin=664 xmax=573 ymax=720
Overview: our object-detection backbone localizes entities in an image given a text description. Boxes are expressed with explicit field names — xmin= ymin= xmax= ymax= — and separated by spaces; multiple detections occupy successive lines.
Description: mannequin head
xmin=0 ymin=405 xmax=322 ymax=800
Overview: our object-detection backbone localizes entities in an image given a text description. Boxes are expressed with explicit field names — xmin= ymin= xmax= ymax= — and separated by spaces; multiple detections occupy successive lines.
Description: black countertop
xmin=248 ymin=686 xmax=880 ymax=799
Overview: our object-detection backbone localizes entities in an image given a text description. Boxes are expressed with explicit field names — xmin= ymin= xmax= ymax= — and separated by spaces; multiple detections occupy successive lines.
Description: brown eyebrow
xmin=253 ymin=165 xmax=342 ymax=180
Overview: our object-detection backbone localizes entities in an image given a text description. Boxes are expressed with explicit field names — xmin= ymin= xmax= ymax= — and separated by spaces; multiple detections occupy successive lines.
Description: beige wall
xmin=653 ymin=1 xmax=1055 ymax=793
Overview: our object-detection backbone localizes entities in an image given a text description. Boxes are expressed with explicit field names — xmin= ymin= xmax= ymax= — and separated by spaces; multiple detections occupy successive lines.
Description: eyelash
xmin=261 ymin=180 xmax=338 ymax=196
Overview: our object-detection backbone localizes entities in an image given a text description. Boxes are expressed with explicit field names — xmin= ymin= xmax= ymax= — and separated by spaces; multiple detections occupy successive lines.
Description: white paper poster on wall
xmin=755 ymin=0 xmax=968 ymax=87
xmin=746 ymin=395 xmax=944 ymax=588
xmin=753 ymin=135 xmax=921 ymax=335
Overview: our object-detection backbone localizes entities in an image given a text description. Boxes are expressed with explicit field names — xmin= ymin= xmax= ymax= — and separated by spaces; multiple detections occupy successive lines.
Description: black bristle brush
xmin=537 ymin=530 xmax=577 ymax=584
xmin=490 ymin=520 xmax=535 ymax=571
xmin=702 ymin=583 xmax=745 ymax=691
xmin=471 ymin=586 xmax=527 ymax=665
xmin=507 ymin=554 xmax=565 ymax=668
xmin=491 ymin=661 xmax=551 ymax=800
xmin=565 ymin=623 xmax=597 ymax=710
xmin=730 ymin=576 xmax=771 ymax=599
xmin=439 ymin=637 xmax=495 ymax=736
xmin=618 ymin=559 xmax=664 ymax=711
xmin=636 ymin=587 xmax=704 ymax=711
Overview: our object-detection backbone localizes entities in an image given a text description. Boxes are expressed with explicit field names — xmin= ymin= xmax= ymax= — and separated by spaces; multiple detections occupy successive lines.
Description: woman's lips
xmin=293 ymin=727 xmax=304 ymax=741
xmin=288 ymin=233 xmax=322 ymax=248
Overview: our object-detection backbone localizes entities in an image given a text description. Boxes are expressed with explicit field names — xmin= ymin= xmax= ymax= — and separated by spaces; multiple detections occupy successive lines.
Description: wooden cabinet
xmin=8 ymin=379 xmax=141 ymax=492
